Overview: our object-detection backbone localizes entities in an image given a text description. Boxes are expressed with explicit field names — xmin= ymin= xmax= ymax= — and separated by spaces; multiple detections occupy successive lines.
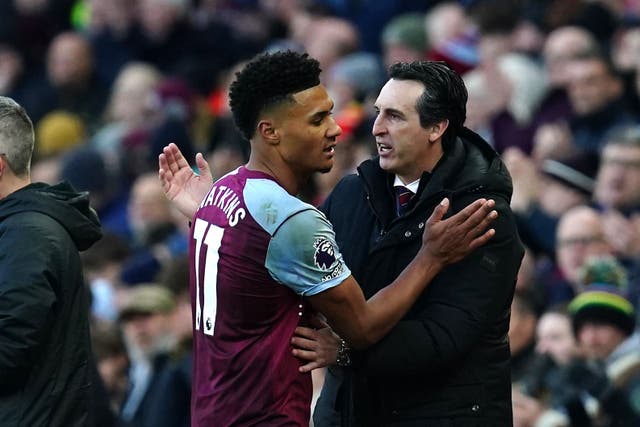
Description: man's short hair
xmin=388 ymin=61 xmax=467 ymax=148
xmin=229 ymin=50 xmax=321 ymax=141
xmin=0 ymin=96 xmax=34 ymax=177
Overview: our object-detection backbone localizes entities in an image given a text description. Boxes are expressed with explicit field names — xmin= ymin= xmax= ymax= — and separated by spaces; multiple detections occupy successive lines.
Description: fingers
xmin=309 ymin=315 xmax=330 ymax=330
xmin=466 ymin=228 xmax=496 ymax=252
xmin=453 ymin=198 xmax=491 ymax=226
xmin=426 ymin=198 xmax=450 ymax=226
xmin=195 ymin=152 xmax=213 ymax=180
xmin=293 ymin=326 xmax=317 ymax=340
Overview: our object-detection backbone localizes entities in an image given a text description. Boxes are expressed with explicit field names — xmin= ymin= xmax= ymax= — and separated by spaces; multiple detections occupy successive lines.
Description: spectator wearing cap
xmin=380 ymin=13 xmax=427 ymax=69
xmin=513 ymin=257 xmax=640 ymax=426
xmin=593 ymin=126 xmax=640 ymax=310
xmin=506 ymin=149 xmax=599 ymax=259
xmin=117 ymin=284 xmax=177 ymax=427
xmin=34 ymin=109 xmax=86 ymax=159
xmin=568 ymin=270 xmax=640 ymax=424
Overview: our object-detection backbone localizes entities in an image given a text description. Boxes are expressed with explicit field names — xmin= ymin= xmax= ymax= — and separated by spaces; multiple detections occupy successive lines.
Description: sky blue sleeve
xmin=265 ymin=209 xmax=351 ymax=296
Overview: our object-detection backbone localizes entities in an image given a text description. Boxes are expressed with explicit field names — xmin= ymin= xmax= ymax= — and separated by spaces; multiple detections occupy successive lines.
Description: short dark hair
xmin=388 ymin=61 xmax=467 ymax=148
xmin=229 ymin=50 xmax=321 ymax=141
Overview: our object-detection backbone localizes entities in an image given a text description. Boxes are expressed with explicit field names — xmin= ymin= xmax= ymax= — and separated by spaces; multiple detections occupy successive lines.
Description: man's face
xmin=372 ymin=79 xmax=438 ymax=183
xmin=577 ymin=321 xmax=627 ymax=360
xmin=535 ymin=312 xmax=577 ymax=366
xmin=274 ymin=85 xmax=342 ymax=176
xmin=556 ymin=210 xmax=611 ymax=285
xmin=566 ymin=58 xmax=621 ymax=115
xmin=594 ymin=144 xmax=640 ymax=210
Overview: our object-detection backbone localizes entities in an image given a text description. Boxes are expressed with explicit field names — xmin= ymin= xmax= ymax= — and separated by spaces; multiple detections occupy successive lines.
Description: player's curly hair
xmin=229 ymin=50 xmax=321 ymax=141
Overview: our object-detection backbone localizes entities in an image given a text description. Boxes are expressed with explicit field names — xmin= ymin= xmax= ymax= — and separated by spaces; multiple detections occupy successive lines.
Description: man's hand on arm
xmin=300 ymin=198 xmax=497 ymax=355
xmin=158 ymin=142 xmax=213 ymax=219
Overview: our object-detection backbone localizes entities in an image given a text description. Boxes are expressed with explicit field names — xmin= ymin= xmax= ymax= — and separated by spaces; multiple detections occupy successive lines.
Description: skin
xmin=535 ymin=312 xmax=578 ymax=366
xmin=578 ymin=322 xmax=628 ymax=360
xmin=373 ymin=79 xmax=445 ymax=184
xmin=159 ymin=81 xmax=498 ymax=349
xmin=556 ymin=206 xmax=613 ymax=287
xmin=594 ymin=144 xmax=640 ymax=211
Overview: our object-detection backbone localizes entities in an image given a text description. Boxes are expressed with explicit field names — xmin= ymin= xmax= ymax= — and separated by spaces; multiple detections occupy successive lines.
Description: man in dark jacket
xmin=0 ymin=96 xmax=103 ymax=426
xmin=298 ymin=61 xmax=524 ymax=426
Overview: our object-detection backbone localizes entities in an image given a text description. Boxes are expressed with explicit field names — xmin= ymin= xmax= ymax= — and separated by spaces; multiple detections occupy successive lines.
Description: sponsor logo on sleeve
xmin=313 ymin=238 xmax=345 ymax=281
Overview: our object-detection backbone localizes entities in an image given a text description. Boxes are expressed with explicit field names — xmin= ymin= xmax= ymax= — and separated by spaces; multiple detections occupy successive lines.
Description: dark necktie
xmin=395 ymin=186 xmax=414 ymax=216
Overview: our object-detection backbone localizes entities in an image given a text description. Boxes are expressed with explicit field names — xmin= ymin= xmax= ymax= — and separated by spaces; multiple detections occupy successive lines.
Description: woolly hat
xmin=35 ymin=110 xmax=86 ymax=158
xmin=569 ymin=284 xmax=635 ymax=337
xmin=381 ymin=13 xmax=428 ymax=53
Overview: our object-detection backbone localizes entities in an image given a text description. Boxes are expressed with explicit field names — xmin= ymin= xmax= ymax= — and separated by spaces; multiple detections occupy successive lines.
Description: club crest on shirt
xmin=313 ymin=238 xmax=337 ymax=270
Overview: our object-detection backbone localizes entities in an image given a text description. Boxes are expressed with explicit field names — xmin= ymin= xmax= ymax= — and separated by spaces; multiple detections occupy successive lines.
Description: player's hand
xmin=158 ymin=142 xmax=213 ymax=219
xmin=291 ymin=315 xmax=340 ymax=372
xmin=422 ymin=198 xmax=497 ymax=266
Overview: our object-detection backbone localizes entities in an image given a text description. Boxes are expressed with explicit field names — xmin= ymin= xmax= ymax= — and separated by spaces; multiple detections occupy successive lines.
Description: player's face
xmin=277 ymin=85 xmax=342 ymax=176
xmin=372 ymin=79 xmax=438 ymax=183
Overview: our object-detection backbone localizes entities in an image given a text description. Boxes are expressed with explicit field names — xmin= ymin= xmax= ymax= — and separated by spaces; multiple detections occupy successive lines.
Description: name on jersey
xmin=200 ymin=185 xmax=246 ymax=226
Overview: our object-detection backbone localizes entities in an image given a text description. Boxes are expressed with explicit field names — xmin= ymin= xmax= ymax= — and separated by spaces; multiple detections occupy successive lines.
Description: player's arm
xmin=361 ymin=195 xmax=523 ymax=377
xmin=307 ymin=197 xmax=496 ymax=349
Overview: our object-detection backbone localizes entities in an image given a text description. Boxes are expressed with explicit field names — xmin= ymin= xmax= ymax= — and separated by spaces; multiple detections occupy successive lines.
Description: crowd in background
xmin=2 ymin=0 xmax=640 ymax=426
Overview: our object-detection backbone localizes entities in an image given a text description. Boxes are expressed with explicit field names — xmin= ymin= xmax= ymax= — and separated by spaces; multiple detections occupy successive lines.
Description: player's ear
xmin=258 ymin=120 xmax=280 ymax=145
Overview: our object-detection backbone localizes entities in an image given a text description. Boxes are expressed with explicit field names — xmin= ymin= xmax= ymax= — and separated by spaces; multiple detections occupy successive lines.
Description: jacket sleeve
xmin=359 ymin=195 xmax=523 ymax=379
xmin=0 ymin=219 xmax=58 ymax=391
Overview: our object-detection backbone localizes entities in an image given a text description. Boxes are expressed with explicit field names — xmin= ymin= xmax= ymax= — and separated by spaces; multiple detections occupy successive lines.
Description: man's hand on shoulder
xmin=421 ymin=198 xmax=497 ymax=267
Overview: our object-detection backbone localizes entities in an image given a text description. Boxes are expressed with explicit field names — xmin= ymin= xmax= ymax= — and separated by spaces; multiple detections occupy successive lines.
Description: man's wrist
xmin=336 ymin=339 xmax=351 ymax=367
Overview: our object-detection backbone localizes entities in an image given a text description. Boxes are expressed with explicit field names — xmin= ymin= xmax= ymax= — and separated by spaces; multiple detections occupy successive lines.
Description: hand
xmin=601 ymin=209 xmax=640 ymax=257
xmin=422 ymin=198 xmax=497 ymax=266
xmin=532 ymin=121 xmax=573 ymax=162
xmin=158 ymin=142 xmax=213 ymax=219
xmin=512 ymin=388 xmax=545 ymax=427
xmin=291 ymin=315 xmax=341 ymax=373
xmin=502 ymin=147 xmax=540 ymax=213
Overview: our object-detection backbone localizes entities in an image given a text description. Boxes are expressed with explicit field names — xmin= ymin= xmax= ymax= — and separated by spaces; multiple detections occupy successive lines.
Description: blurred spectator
xmin=535 ymin=305 xmax=580 ymax=367
xmin=118 ymin=284 xmax=177 ymax=426
xmin=509 ymin=288 xmax=544 ymax=383
xmin=555 ymin=206 xmax=614 ymax=294
xmin=593 ymin=126 xmax=640 ymax=306
xmin=532 ymin=25 xmax=599 ymax=162
xmin=120 ymin=172 xmax=188 ymax=285
xmin=84 ymin=0 xmax=142 ymax=86
xmin=464 ymin=53 xmax=549 ymax=154
xmin=425 ymin=1 xmax=478 ymax=75
xmin=506 ymin=148 xmax=599 ymax=258
xmin=564 ymin=52 xmax=637 ymax=155
xmin=380 ymin=12 xmax=427 ymax=69
xmin=92 ymin=321 xmax=130 ymax=416
xmin=594 ymin=125 xmax=640 ymax=216
xmin=312 ymin=0 xmax=431 ymax=53
xmin=34 ymin=109 xmax=86 ymax=159
xmin=302 ymin=16 xmax=359 ymax=83
xmin=611 ymin=25 xmax=640 ymax=114
xmin=136 ymin=0 xmax=237 ymax=95
xmin=35 ymin=31 xmax=109 ymax=129
xmin=146 ymin=255 xmax=192 ymax=427
xmin=81 ymin=231 xmax=132 ymax=323
xmin=60 ymin=145 xmax=130 ymax=239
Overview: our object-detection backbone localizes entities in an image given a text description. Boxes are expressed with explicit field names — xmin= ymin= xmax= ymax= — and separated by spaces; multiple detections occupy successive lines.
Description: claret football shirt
xmin=189 ymin=166 xmax=350 ymax=426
